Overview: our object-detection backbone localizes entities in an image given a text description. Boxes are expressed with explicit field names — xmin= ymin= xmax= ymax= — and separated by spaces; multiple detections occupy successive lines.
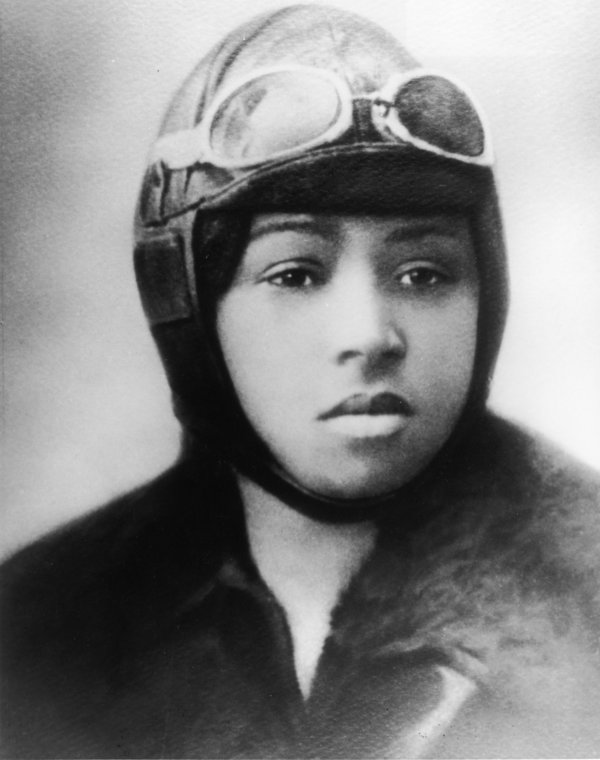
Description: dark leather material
xmin=134 ymin=233 xmax=192 ymax=325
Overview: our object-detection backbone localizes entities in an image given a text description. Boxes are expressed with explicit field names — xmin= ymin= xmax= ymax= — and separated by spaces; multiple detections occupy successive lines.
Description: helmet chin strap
xmin=235 ymin=455 xmax=410 ymax=524
xmin=205 ymin=417 xmax=468 ymax=526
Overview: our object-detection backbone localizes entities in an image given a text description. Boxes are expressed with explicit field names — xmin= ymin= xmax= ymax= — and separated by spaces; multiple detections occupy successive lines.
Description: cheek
xmin=409 ymin=294 xmax=479 ymax=406
xmin=216 ymin=293 xmax=313 ymax=423
xmin=217 ymin=293 xmax=266 ymax=410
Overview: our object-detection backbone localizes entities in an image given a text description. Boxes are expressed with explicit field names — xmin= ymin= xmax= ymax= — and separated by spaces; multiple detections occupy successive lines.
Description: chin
xmin=298 ymin=440 xmax=447 ymax=500
xmin=300 ymin=463 xmax=412 ymax=501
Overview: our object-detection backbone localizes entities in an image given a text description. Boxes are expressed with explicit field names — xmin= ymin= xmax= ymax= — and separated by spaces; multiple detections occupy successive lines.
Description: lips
xmin=319 ymin=392 xmax=413 ymax=420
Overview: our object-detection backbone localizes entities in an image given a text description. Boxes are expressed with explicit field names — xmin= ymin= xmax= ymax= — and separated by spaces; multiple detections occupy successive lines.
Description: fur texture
xmin=330 ymin=417 xmax=600 ymax=755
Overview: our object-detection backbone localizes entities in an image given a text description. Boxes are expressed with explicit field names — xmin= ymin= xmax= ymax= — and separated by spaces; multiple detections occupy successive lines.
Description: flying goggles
xmin=153 ymin=65 xmax=493 ymax=172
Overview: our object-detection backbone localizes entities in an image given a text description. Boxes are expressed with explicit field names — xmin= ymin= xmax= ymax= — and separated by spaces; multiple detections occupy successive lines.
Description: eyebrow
xmin=248 ymin=214 xmax=467 ymax=245
xmin=248 ymin=215 xmax=338 ymax=242
xmin=384 ymin=217 xmax=465 ymax=244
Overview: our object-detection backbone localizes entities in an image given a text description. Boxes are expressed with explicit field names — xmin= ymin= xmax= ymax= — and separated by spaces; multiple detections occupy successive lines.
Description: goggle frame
xmin=152 ymin=64 xmax=494 ymax=171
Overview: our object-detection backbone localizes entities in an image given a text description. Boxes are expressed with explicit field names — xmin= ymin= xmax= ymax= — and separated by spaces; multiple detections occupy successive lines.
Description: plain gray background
xmin=2 ymin=0 xmax=600 ymax=558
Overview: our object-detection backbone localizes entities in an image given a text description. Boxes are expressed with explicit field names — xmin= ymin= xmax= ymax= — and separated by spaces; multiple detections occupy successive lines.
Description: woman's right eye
xmin=266 ymin=267 xmax=318 ymax=289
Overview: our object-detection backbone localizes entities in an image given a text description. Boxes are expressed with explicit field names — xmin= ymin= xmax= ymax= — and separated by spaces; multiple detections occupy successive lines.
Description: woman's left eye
xmin=397 ymin=267 xmax=448 ymax=288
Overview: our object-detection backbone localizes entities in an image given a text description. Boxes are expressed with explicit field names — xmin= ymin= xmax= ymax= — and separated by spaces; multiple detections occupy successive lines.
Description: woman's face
xmin=216 ymin=213 xmax=479 ymax=500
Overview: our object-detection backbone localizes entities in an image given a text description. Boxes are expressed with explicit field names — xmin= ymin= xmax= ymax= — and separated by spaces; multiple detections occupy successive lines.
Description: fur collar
xmin=325 ymin=415 xmax=600 ymax=753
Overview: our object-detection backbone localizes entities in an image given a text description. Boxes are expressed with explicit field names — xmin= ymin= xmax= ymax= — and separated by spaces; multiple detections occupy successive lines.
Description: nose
xmin=325 ymin=267 xmax=406 ymax=372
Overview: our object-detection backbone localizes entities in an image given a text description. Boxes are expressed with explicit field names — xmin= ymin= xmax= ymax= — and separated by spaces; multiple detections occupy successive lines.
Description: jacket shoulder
xmin=0 ymin=456 xmax=247 ymax=758
xmin=465 ymin=413 xmax=600 ymax=609
xmin=1 ymin=457 xmax=240 ymax=661
xmin=482 ymin=413 xmax=600 ymax=525
xmin=469 ymin=412 xmax=600 ymax=491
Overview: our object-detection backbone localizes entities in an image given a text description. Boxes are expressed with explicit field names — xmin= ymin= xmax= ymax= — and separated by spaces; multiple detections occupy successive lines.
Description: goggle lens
xmin=210 ymin=71 xmax=344 ymax=164
xmin=392 ymin=75 xmax=485 ymax=158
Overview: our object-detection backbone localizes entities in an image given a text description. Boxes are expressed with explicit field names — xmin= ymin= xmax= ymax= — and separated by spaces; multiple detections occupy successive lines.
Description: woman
xmin=2 ymin=5 xmax=600 ymax=758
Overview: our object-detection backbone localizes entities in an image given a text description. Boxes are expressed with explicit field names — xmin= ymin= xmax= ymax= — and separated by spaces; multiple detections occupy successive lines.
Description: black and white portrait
xmin=2 ymin=1 xmax=600 ymax=757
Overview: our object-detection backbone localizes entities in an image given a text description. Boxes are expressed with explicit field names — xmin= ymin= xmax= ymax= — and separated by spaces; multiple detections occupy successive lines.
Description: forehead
xmin=248 ymin=212 xmax=471 ymax=244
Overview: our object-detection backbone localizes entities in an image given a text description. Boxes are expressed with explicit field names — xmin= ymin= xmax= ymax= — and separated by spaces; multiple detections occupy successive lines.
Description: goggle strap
xmin=152 ymin=127 xmax=206 ymax=170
